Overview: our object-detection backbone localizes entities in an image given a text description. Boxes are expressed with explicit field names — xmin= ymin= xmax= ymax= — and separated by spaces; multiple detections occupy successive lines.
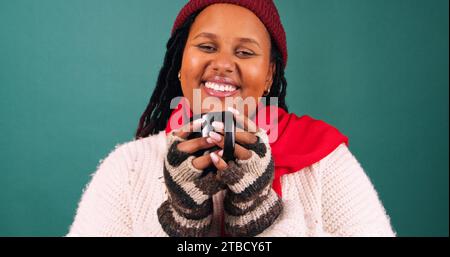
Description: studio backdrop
xmin=0 ymin=0 xmax=448 ymax=236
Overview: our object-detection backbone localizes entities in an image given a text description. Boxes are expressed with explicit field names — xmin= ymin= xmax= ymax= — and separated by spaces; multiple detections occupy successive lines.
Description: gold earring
xmin=263 ymin=87 xmax=271 ymax=96
xmin=178 ymin=72 xmax=181 ymax=80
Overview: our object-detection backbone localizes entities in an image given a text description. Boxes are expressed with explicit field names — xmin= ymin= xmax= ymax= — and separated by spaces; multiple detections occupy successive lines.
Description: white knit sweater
xmin=67 ymin=130 xmax=395 ymax=237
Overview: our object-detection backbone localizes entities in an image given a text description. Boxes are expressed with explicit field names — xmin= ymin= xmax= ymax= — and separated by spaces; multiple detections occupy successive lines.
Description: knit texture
xmin=219 ymin=128 xmax=282 ymax=236
xmin=157 ymin=130 xmax=223 ymax=236
xmin=67 ymin=130 xmax=396 ymax=237
xmin=172 ymin=0 xmax=288 ymax=67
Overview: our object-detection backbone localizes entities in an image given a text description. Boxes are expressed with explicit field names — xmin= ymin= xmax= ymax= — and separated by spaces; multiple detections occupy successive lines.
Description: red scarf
xmin=164 ymin=99 xmax=349 ymax=197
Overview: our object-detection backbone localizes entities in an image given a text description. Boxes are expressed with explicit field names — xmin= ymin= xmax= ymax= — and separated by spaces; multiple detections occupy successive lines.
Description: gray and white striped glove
xmin=218 ymin=128 xmax=283 ymax=236
xmin=157 ymin=131 xmax=223 ymax=237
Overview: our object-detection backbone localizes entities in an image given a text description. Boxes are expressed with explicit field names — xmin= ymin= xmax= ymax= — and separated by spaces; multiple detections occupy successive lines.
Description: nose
xmin=211 ymin=52 xmax=235 ymax=74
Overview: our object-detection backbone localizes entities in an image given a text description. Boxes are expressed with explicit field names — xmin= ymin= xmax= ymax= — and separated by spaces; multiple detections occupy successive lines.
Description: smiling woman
xmin=179 ymin=4 xmax=275 ymax=115
xmin=67 ymin=0 xmax=396 ymax=237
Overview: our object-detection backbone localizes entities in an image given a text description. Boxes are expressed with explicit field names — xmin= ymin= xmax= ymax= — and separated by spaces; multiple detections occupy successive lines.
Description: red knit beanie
xmin=171 ymin=0 xmax=288 ymax=68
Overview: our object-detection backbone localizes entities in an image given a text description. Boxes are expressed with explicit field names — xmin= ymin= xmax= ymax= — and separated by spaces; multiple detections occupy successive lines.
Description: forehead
xmin=189 ymin=3 xmax=271 ymax=44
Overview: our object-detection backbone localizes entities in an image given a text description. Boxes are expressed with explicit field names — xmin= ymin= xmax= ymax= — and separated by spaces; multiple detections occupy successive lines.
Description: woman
xmin=68 ymin=0 xmax=395 ymax=237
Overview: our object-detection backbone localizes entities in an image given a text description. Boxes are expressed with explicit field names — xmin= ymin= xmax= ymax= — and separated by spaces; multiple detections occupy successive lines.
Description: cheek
xmin=181 ymin=48 xmax=205 ymax=88
xmin=241 ymin=63 xmax=269 ymax=94
xmin=180 ymin=48 xmax=209 ymax=110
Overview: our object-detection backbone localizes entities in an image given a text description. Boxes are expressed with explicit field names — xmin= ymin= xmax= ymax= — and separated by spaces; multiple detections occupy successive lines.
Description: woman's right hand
xmin=157 ymin=118 xmax=223 ymax=237
xmin=171 ymin=118 xmax=223 ymax=171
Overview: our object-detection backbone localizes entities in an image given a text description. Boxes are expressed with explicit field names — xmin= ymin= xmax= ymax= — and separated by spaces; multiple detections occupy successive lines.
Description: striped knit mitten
xmin=218 ymin=128 xmax=283 ymax=237
xmin=157 ymin=131 xmax=222 ymax=237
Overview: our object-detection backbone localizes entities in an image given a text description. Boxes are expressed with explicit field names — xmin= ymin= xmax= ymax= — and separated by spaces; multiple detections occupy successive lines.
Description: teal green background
xmin=0 ymin=0 xmax=448 ymax=236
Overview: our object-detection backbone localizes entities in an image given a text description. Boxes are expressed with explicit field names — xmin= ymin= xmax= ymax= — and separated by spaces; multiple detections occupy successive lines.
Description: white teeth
xmin=204 ymin=82 xmax=237 ymax=92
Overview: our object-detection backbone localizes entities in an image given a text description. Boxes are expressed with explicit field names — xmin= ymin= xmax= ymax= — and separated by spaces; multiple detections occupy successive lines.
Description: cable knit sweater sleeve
xmin=258 ymin=143 xmax=396 ymax=237
xmin=319 ymin=143 xmax=395 ymax=236
xmin=67 ymin=144 xmax=133 ymax=236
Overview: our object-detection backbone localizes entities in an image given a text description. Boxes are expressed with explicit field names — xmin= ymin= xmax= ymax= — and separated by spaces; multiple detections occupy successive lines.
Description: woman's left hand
xmin=206 ymin=107 xmax=282 ymax=236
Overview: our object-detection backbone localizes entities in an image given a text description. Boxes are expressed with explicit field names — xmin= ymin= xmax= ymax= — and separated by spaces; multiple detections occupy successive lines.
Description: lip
xmin=201 ymin=82 xmax=240 ymax=98
xmin=202 ymin=76 xmax=240 ymax=88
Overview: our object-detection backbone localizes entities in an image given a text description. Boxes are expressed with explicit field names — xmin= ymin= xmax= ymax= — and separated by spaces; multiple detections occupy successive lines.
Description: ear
xmin=265 ymin=62 xmax=276 ymax=90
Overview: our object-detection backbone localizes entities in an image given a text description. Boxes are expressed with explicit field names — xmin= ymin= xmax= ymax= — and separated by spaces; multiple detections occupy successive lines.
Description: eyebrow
xmin=193 ymin=32 xmax=261 ymax=48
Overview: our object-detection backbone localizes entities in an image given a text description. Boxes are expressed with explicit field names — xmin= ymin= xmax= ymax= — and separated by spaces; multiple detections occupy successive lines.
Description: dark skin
xmin=175 ymin=4 xmax=276 ymax=172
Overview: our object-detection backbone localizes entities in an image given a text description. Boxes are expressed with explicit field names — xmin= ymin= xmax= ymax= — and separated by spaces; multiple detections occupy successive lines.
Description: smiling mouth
xmin=200 ymin=81 xmax=240 ymax=98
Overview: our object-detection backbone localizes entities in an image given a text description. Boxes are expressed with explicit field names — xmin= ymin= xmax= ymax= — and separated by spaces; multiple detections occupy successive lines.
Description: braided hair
xmin=135 ymin=11 xmax=289 ymax=139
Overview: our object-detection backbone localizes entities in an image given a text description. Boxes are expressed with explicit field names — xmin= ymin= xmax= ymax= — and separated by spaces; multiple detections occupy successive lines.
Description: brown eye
xmin=236 ymin=50 xmax=255 ymax=58
xmin=197 ymin=44 xmax=216 ymax=53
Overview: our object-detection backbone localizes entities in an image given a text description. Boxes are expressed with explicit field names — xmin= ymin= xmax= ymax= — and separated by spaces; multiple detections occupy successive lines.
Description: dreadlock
xmin=135 ymin=11 xmax=289 ymax=139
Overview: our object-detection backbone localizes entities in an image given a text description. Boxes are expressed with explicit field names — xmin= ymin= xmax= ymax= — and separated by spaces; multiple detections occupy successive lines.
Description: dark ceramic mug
xmin=188 ymin=111 xmax=236 ymax=176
